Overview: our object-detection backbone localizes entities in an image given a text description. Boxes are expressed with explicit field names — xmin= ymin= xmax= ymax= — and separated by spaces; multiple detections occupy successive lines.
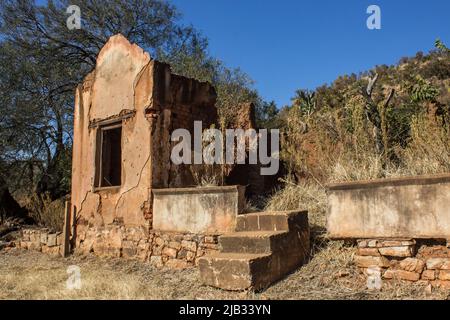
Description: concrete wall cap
xmin=326 ymin=173 xmax=450 ymax=191
xmin=152 ymin=185 xmax=245 ymax=195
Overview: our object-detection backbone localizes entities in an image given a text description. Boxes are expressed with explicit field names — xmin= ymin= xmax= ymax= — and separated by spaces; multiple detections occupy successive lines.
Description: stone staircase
xmin=198 ymin=210 xmax=310 ymax=291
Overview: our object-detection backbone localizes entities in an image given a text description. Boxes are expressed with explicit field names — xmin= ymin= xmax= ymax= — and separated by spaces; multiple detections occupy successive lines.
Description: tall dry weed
xmin=24 ymin=193 xmax=65 ymax=231
xmin=398 ymin=114 xmax=450 ymax=175
xmin=265 ymin=177 xmax=327 ymax=228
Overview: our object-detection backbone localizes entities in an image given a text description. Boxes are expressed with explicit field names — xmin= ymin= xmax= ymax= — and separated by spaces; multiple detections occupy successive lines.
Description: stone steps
xmin=199 ymin=210 xmax=310 ymax=291
xmin=198 ymin=252 xmax=273 ymax=291
xmin=235 ymin=211 xmax=293 ymax=232
xmin=219 ymin=231 xmax=289 ymax=254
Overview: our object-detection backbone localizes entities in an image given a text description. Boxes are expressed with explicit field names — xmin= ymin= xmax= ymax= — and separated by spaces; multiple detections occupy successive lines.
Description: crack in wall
xmin=110 ymin=59 xmax=154 ymax=217
xmin=113 ymin=152 xmax=151 ymax=213
xmin=75 ymin=190 xmax=91 ymax=223
xmin=71 ymin=35 xmax=219 ymax=233
xmin=133 ymin=60 xmax=153 ymax=112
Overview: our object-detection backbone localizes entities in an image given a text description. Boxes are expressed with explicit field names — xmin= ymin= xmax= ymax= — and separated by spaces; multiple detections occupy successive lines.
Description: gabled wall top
xmin=89 ymin=34 xmax=153 ymax=120
xmin=96 ymin=34 xmax=152 ymax=70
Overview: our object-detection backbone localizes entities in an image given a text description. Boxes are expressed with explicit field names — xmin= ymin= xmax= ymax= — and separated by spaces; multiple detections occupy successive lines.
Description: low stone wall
xmin=355 ymin=238 xmax=450 ymax=290
xmin=152 ymin=185 xmax=246 ymax=234
xmin=17 ymin=228 xmax=64 ymax=256
xmin=75 ymin=224 xmax=220 ymax=268
xmin=327 ymin=173 xmax=450 ymax=239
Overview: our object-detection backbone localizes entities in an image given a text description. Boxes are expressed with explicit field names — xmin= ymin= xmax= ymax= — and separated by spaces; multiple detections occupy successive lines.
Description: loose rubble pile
xmin=355 ymin=238 xmax=450 ymax=290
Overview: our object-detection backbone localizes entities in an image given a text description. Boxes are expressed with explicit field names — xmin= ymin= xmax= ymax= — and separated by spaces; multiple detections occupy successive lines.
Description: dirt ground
xmin=1 ymin=242 xmax=449 ymax=300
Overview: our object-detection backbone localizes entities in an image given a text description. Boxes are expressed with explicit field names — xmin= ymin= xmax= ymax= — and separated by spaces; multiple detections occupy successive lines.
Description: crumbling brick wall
xmin=225 ymin=102 xmax=280 ymax=197
xmin=149 ymin=63 xmax=218 ymax=189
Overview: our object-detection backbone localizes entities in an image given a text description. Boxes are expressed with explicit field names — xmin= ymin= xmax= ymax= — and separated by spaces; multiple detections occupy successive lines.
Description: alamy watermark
xmin=367 ymin=5 xmax=381 ymax=30
xmin=66 ymin=5 xmax=81 ymax=30
xmin=366 ymin=266 xmax=382 ymax=290
xmin=66 ymin=265 xmax=81 ymax=290
xmin=65 ymin=4 xmax=382 ymax=31
xmin=171 ymin=121 xmax=280 ymax=176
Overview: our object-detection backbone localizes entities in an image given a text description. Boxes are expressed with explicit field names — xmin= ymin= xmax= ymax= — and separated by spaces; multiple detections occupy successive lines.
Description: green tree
xmin=0 ymin=0 xmax=271 ymax=207
xmin=435 ymin=38 xmax=450 ymax=53
xmin=0 ymin=0 xmax=212 ymax=199
xmin=256 ymin=100 xmax=279 ymax=129
xmin=292 ymin=89 xmax=317 ymax=118
xmin=409 ymin=75 xmax=440 ymax=103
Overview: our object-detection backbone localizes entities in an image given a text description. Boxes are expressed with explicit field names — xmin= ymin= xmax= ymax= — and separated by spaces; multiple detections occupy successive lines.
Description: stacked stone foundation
xmin=17 ymin=228 xmax=64 ymax=256
xmin=74 ymin=224 xmax=220 ymax=269
xmin=355 ymin=238 xmax=450 ymax=290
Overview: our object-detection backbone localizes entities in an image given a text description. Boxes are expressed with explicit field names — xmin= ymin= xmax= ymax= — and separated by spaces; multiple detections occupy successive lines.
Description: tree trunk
xmin=36 ymin=106 xmax=70 ymax=200
xmin=362 ymin=74 xmax=395 ymax=161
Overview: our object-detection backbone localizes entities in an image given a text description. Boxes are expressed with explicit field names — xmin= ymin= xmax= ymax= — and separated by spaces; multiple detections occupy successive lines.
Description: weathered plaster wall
xmin=71 ymin=34 xmax=218 ymax=236
xmin=152 ymin=186 xmax=246 ymax=234
xmin=327 ymin=174 xmax=450 ymax=239
xmin=71 ymin=35 xmax=153 ymax=230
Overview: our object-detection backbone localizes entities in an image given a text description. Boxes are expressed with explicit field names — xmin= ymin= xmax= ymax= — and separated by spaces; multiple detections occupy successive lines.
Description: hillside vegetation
xmin=267 ymin=42 xmax=450 ymax=230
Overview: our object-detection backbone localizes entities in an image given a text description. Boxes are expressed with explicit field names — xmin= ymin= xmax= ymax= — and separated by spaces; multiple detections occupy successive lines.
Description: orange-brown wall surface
xmin=71 ymin=34 xmax=217 ymax=233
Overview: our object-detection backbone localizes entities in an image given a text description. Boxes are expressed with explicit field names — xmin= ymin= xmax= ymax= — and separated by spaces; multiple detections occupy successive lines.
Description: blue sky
xmin=170 ymin=0 xmax=450 ymax=106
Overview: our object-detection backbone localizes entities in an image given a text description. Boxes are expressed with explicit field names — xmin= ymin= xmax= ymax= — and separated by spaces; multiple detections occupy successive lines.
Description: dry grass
xmin=280 ymin=85 xmax=450 ymax=184
xmin=398 ymin=114 xmax=450 ymax=176
xmin=262 ymin=240 xmax=448 ymax=300
xmin=0 ymin=248 xmax=448 ymax=300
xmin=265 ymin=179 xmax=327 ymax=227
xmin=23 ymin=193 xmax=65 ymax=232
xmin=328 ymin=115 xmax=450 ymax=183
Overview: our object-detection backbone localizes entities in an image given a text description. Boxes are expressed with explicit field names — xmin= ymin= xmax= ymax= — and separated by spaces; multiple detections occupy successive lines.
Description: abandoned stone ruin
xmin=14 ymin=34 xmax=307 ymax=291
xmin=15 ymin=34 xmax=450 ymax=292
